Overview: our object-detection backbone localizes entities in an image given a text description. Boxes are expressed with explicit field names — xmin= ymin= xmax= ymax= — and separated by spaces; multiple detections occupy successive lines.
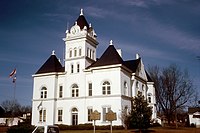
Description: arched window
xmin=39 ymin=109 xmax=46 ymax=122
xmin=74 ymin=48 xmax=77 ymax=57
xmin=136 ymin=81 xmax=139 ymax=89
xmin=87 ymin=48 xmax=89 ymax=57
xmin=148 ymin=93 xmax=152 ymax=103
xmin=92 ymin=50 xmax=95 ymax=59
xmin=69 ymin=49 xmax=72 ymax=58
xmin=41 ymin=87 xmax=47 ymax=98
xmin=124 ymin=82 xmax=128 ymax=96
xmin=136 ymin=81 xmax=140 ymax=94
xmin=79 ymin=47 xmax=82 ymax=56
xmin=72 ymin=84 xmax=79 ymax=97
xmin=71 ymin=108 xmax=78 ymax=125
xmin=102 ymin=81 xmax=111 ymax=95
xmin=142 ymin=84 xmax=145 ymax=91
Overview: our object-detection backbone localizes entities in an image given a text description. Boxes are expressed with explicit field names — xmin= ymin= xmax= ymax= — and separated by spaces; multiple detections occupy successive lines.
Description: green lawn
xmin=60 ymin=127 xmax=200 ymax=133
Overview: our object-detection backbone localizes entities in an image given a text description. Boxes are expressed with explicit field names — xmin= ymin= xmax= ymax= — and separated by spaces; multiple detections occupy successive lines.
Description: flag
xmin=9 ymin=68 xmax=16 ymax=78
xmin=13 ymin=75 xmax=17 ymax=83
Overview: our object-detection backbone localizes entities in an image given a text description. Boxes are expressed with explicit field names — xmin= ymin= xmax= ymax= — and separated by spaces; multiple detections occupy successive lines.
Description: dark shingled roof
xmin=124 ymin=59 xmax=140 ymax=73
xmin=76 ymin=14 xmax=89 ymax=30
xmin=145 ymin=71 xmax=153 ymax=82
xmin=88 ymin=45 xmax=140 ymax=73
xmin=89 ymin=45 xmax=123 ymax=68
xmin=36 ymin=54 xmax=64 ymax=74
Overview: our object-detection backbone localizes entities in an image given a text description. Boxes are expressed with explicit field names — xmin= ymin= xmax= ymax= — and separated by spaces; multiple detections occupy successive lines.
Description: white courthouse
xmin=31 ymin=9 xmax=157 ymax=126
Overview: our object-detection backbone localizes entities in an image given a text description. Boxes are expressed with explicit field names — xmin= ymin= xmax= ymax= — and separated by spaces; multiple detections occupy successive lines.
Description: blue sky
xmin=0 ymin=0 xmax=200 ymax=106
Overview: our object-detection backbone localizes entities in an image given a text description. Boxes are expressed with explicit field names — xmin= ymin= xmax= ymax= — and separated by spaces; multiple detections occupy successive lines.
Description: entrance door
xmin=71 ymin=108 xmax=78 ymax=125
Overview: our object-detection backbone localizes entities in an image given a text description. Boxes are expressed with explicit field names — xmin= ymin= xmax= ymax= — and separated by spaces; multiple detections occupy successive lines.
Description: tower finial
xmin=52 ymin=50 xmax=55 ymax=55
xmin=109 ymin=40 xmax=113 ymax=45
xmin=80 ymin=8 xmax=83 ymax=16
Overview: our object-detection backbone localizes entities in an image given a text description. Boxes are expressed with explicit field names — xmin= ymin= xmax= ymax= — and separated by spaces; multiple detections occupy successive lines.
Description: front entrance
xmin=71 ymin=108 xmax=78 ymax=125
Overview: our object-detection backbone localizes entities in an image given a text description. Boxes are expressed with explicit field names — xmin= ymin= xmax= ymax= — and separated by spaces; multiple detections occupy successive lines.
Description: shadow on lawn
xmin=131 ymin=129 xmax=155 ymax=133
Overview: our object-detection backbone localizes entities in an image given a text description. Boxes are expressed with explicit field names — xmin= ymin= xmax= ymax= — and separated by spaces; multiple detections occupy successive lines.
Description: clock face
xmin=71 ymin=27 xmax=76 ymax=34
xmin=70 ymin=26 xmax=80 ymax=35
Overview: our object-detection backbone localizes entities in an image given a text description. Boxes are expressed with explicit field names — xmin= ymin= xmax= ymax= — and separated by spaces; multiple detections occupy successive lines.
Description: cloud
xmin=114 ymin=0 xmax=175 ymax=8
xmin=138 ymin=16 xmax=200 ymax=54
xmin=85 ymin=6 xmax=115 ymax=18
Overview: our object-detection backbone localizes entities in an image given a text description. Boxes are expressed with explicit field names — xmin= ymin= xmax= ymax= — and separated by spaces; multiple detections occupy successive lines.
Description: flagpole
xmin=9 ymin=68 xmax=17 ymax=101
xmin=13 ymin=76 xmax=16 ymax=101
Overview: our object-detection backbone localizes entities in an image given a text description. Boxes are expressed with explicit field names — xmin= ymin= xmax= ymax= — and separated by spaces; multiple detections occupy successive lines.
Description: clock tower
xmin=63 ymin=9 xmax=98 ymax=74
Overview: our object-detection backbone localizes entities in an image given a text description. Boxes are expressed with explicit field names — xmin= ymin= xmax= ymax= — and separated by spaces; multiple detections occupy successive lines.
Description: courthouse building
xmin=31 ymin=9 xmax=157 ymax=126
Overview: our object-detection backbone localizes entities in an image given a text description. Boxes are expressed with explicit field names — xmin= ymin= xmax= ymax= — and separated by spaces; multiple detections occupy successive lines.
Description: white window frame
xmin=102 ymin=81 xmax=111 ymax=95
xmin=41 ymin=87 xmax=47 ymax=99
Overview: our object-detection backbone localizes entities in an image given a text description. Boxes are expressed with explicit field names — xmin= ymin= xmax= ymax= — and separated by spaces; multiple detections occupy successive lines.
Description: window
xmin=90 ymin=49 xmax=92 ymax=58
xmin=58 ymin=109 xmax=63 ymax=122
xmin=74 ymin=48 xmax=77 ymax=57
xmin=87 ymin=48 xmax=89 ymax=57
xmin=71 ymin=64 xmax=74 ymax=73
xmin=102 ymin=107 xmax=111 ymax=122
xmin=39 ymin=109 xmax=46 ymax=122
xmin=148 ymin=93 xmax=152 ymax=103
xmin=88 ymin=83 xmax=92 ymax=96
xmin=92 ymin=50 xmax=95 ymax=59
xmin=59 ymin=85 xmax=63 ymax=98
xmin=79 ymin=48 xmax=82 ymax=56
xmin=41 ymin=87 xmax=47 ymax=98
xmin=136 ymin=81 xmax=139 ymax=89
xmin=124 ymin=82 xmax=128 ymax=96
xmin=136 ymin=81 xmax=140 ymax=94
xmin=72 ymin=108 xmax=78 ymax=125
xmin=142 ymin=84 xmax=145 ymax=91
xmin=69 ymin=49 xmax=72 ymax=58
xmin=102 ymin=81 xmax=111 ymax=95
xmin=88 ymin=108 xmax=93 ymax=121
xmin=39 ymin=110 xmax=42 ymax=122
xmin=72 ymin=84 xmax=79 ymax=97
xmin=77 ymin=64 xmax=80 ymax=73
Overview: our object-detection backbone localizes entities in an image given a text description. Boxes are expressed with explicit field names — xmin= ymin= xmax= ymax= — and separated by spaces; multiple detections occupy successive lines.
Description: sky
xmin=0 ymin=0 xmax=200 ymax=106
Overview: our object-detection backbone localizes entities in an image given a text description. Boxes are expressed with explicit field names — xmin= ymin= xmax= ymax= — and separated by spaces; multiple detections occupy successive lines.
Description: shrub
xmin=57 ymin=124 xmax=123 ymax=130
xmin=7 ymin=124 xmax=34 ymax=133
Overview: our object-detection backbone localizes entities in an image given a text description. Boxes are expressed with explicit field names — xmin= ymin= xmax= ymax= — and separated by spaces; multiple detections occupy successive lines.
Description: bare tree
xmin=148 ymin=64 xmax=194 ymax=126
xmin=1 ymin=100 xmax=21 ymax=116
xmin=1 ymin=100 xmax=32 ymax=117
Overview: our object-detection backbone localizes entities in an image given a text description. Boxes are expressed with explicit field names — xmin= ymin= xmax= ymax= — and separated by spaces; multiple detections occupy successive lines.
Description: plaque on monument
xmin=91 ymin=110 xmax=101 ymax=120
xmin=106 ymin=110 xmax=117 ymax=121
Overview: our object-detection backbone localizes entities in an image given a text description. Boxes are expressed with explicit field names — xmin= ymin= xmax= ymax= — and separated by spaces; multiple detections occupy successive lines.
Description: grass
xmin=60 ymin=127 xmax=200 ymax=133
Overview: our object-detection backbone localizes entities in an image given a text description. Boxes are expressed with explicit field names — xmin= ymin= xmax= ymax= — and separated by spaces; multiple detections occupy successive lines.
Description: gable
xmin=137 ymin=60 xmax=147 ymax=81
